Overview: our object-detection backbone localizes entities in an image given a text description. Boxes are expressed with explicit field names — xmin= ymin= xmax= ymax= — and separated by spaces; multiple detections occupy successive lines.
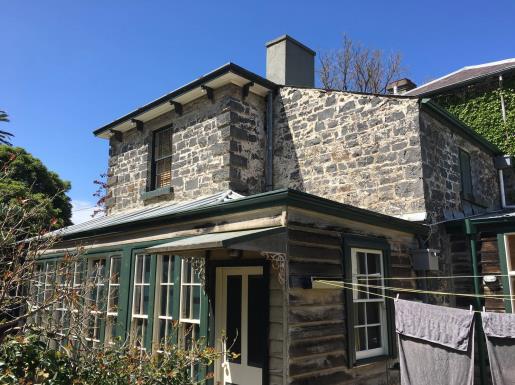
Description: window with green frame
xmin=351 ymin=248 xmax=387 ymax=360
xmin=459 ymin=149 xmax=473 ymax=200
xmin=86 ymin=257 xmax=107 ymax=346
xmin=151 ymin=126 xmax=173 ymax=190
xmin=344 ymin=236 xmax=393 ymax=366
xmin=131 ymin=254 xmax=151 ymax=350
xmin=154 ymin=254 xmax=176 ymax=351
xmin=106 ymin=256 xmax=121 ymax=345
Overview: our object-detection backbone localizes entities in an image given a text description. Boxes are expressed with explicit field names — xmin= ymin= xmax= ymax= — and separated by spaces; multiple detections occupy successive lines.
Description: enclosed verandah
xmin=145 ymin=226 xmax=288 ymax=385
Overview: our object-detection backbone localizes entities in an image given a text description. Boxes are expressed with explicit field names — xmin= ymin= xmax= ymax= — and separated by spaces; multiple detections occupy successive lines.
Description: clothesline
xmin=310 ymin=273 xmax=513 ymax=281
xmin=315 ymin=279 xmax=515 ymax=302
xmin=319 ymin=281 xmax=493 ymax=314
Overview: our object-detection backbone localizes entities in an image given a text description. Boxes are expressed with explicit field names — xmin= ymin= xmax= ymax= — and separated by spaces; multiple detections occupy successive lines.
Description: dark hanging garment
xmin=481 ymin=311 xmax=515 ymax=385
xmin=395 ymin=299 xmax=475 ymax=385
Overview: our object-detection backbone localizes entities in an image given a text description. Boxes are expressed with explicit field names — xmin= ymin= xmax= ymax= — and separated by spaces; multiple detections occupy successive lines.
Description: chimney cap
xmin=387 ymin=78 xmax=417 ymax=94
xmin=266 ymin=34 xmax=316 ymax=56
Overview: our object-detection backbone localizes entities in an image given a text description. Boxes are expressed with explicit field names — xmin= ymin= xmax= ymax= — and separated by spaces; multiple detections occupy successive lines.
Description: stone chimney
xmin=386 ymin=78 xmax=417 ymax=95
xmin=266 ymin=35 xmax=315 ymax=87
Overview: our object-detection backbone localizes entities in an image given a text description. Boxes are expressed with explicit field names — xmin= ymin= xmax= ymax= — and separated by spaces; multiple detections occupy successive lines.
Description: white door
xmin=215 ymin=267 xmax=265 ymax=385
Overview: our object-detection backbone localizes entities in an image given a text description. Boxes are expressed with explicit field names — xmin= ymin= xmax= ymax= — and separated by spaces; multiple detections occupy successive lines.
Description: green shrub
xmin=0 ymin=334 xmax=218 ymax=385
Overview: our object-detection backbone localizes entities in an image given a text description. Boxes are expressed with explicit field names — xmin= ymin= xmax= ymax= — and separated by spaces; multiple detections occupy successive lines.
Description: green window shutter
xmin=459 ymin=149 xmax=473 ymax=198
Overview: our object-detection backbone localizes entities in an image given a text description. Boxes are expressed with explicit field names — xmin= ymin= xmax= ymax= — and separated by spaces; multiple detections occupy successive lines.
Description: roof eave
xmin=93 ymin=63 xmax=278 ymax=138
xmin=407 ymin=65 xmax=515 ymax=97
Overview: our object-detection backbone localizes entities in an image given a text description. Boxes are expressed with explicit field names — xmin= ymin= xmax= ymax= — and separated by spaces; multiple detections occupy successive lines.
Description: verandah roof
xmin=144 ymin=227 xmax=285 ymax=253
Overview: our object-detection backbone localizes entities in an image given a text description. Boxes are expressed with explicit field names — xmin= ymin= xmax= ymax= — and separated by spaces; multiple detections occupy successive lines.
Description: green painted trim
xmin=421 ymin=98 xmax=502 ymax=156
xmin=145 ymin=254 xmax=158 ymax=351
xmin=117 ymin=246 xmax=133 ymax=343
xmin=98 ymin=256 xmax=112 ymax=344
xmin=172 ymin=256 xmax=182 ymax=345
xmin=342 ymin=234 xmax=392 ymax=367
xmin=61 ymin=189 xmax=428 ymax=241
xmin=497 ymin=233 xmax=513 ymax=313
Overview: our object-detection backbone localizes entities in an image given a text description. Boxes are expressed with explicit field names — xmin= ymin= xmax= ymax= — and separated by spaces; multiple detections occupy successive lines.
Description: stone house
xmin=40 ymin=35 xmax=515 ymax=385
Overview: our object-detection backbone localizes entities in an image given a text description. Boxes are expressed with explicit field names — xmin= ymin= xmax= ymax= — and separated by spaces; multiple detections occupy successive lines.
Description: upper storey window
xmin=459 ymin=149 xmax=473 ymax=200
xmin=152 ymin=126 xmax=173 ymax=190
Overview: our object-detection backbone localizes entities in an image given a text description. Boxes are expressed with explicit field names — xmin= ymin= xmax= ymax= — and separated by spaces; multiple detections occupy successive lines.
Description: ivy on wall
xmin=435 ymin=76 xmax=515 ymax=155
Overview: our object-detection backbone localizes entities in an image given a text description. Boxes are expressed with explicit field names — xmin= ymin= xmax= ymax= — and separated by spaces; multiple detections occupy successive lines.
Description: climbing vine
xmin=434 ymin=76 xmax=515 ymax=155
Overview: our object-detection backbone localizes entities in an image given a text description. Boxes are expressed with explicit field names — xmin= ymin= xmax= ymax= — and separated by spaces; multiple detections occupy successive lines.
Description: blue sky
xmin=2 ymin=0 xmax=515 ymax=222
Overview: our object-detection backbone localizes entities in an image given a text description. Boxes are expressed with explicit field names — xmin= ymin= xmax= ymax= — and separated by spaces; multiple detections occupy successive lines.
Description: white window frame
xmin=105 ymin=256 xmax=121 ymax=345
xmin=504 ymin=234 xmax=515 ymax=311
xmin=351 ymin=248 xmax=388 ymax=360
xmin=85 ymin=257 xmax=106 ymax=345
xmin=131 ymin=254 xmax=151 ymax=350
xmin=179 ymin=259 xmax=201 ymax=325
xmin=153 ymin=255 xmax=176 ymax=351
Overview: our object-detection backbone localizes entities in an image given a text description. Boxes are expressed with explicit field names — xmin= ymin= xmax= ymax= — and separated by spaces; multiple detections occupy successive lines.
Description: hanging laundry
xmin=395 ymin=299 xmax=475 ymax=385
xmin=481 ymin=311 xmax=515 ymax=385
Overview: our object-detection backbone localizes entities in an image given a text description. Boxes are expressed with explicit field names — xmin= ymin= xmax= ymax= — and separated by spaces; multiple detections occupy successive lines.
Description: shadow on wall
xmin=272 ymin=91 xmax=305 ymax=193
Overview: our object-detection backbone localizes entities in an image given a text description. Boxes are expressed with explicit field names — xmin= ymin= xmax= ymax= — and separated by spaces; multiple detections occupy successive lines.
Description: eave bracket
xmin=170 ymin=100 xmax=183 ymax=116
xmin=201 ymin=85 xmax=214 ymax=101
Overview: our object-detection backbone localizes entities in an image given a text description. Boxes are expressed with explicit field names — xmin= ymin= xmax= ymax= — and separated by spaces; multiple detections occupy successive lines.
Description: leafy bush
xmin=0 ymin=334 xmax=218 ymax=385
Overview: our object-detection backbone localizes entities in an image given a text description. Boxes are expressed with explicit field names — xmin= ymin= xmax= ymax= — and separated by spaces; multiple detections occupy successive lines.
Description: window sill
xmin=140 ymin=186 xmax=174 ymax=201
xmin=354 ymin=354 xmax=392 ymax=367
xmin=461 ymin=192 xmax=487 ymax=208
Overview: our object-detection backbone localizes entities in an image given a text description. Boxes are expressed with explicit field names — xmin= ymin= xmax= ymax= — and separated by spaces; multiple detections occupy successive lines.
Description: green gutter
xmin=61 ymin=188 xmax=429 ymax=241
xmin=420 ymin=98 xmax=502 ymax=156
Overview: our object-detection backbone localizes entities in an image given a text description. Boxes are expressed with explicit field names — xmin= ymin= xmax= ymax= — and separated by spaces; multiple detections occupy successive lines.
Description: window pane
xmin=135 ymin=256 xmax=143 ymax=284
xmin=154 ymin=128 xmax=172 ymax=160
xmin=366 ymin=302 xmax=380 ymax=324
xmin=367 ymin=253 xmax=381 ymax=274
xmin=156 ymin=158 xmax=172 ymax=188
xmin=367 ymin=326 xmax=382 ymax=349
xmin=183 ymin=261 xmax=192 ymax=284
xmin=159 ymin=319 xmax=167 ymax=344
xmin=459 ymin=149 xmax=473 ymax=196
xmin=368 ymin=278 xmax=382 ymax=298
xmin=143 ymin=286 xmax=149 ymax=314
xmin=160 ymin=285 xmax=168 ymax=316
xmin=167 ymin=286 xmax=174 ymax=317
xmin=108 ymin=286 xmax=119 ymax=312
xmin=357 ymin=252 xmax=367 ymax=274
xmin=354 ymin=303 xmax=365 ymax=325
xmin=182 ymin=285 xmax=191 ymax=319
xmin=192 ymin=285 xmax=201 ymax=320
xmin=110 ymin=257 xmax=121 ymax=284
xmin=162 ymin=256 xmax=169 ymax=283
xmin=134 ymin=287 xmax=141 ymax=314
xmin=226 ymin=275 xmax=241 ymax=364
xmin=144 ymin=256 xmax=151 ymax=283
xmin=355 ymin=327 xmax=366 ymax=352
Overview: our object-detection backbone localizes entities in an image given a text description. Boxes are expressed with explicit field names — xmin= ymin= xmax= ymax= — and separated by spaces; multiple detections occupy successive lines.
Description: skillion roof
xmin=406 ymin=58 xmax=515 ymax=97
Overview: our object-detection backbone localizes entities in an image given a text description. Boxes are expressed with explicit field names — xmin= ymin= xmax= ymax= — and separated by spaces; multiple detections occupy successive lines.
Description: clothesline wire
xmin=317 ymin=280 xmax=493 ymax=314
xmin=315 ymin=279 xmax=515 ymax=300
xmin=310 ymin=273 xmax=514 ymax=281
xmin=344 ymin=280 xmax=515 ymax=299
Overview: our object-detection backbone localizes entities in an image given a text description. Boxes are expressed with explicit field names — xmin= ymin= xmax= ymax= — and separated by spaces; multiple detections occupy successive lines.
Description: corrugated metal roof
xmin=145 ymin=227 xmax=285 ymax=253
xmin=55 ymin=190 xmax=243 ymax=238
xmin=406 ymin=58 xmax=515 ymax=96
xmin=469 ymin=209 xmax=515 ymax=222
